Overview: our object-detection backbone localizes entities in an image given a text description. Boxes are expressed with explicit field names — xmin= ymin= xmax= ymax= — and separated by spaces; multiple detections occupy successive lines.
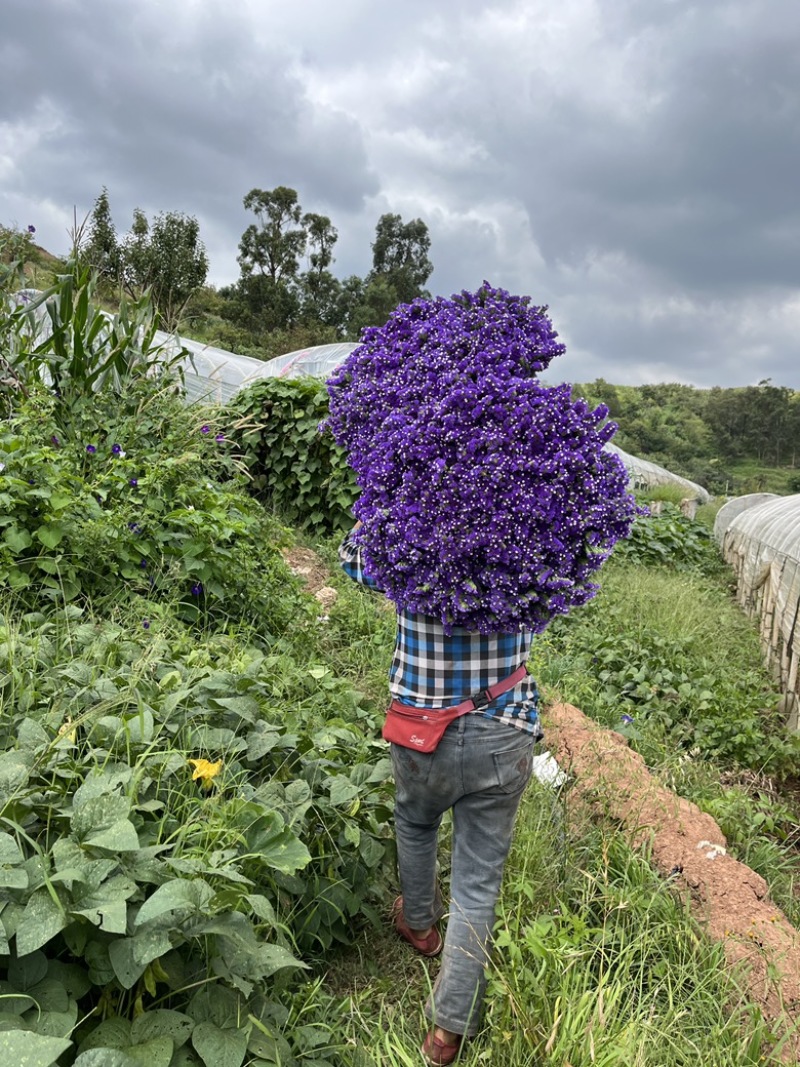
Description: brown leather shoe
xmin=421 ymin=1029 xmax=462 ymax=1065
xmin=391 ymin=896 xmax=443 ymax=957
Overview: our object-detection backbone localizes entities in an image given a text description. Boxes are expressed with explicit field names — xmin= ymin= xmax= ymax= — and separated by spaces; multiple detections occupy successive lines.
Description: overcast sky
xmin=2 ymin=0 xmax=799 ymax=389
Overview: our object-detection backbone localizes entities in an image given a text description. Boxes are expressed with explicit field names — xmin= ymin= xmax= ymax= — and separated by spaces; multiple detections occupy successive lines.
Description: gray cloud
xmin=2 ymin=0 xmax=799 ymax=388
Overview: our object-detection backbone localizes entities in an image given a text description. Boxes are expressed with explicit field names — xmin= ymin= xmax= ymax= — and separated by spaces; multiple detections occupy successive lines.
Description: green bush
xmin=615 ymin=502 xmax=724 ymax=576
xmin=227 ymin=378 xmax=357 ymax=536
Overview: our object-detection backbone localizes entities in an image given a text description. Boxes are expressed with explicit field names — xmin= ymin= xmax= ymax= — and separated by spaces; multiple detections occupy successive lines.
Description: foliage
xmin=327 ymin=282 xmax=637 ymax=633
xmin=121 ymin=209 xmax=209 ymax=332
xmin=368 ymin=212 xmax=433 ymax=305
xmin=0 ymin=599 xmax=392 ymax=1063
xmin=84 ymin=187 xmax=121 ymax=285
xmin=538 ymin=562 xmax=799 ymax=772
xmin=227 ymin=377 xmax=357 ymax=536
xmin=614 ymin=502 xmax=724 ymax=574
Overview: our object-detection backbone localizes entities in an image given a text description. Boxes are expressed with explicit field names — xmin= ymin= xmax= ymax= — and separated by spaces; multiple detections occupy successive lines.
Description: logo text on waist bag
xmin=409 ymin=735 xmax=426 ymax=747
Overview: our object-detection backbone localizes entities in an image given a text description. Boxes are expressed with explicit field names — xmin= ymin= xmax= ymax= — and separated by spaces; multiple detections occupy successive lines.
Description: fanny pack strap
xmin=388 ymin=663 xmax=528 ymax=718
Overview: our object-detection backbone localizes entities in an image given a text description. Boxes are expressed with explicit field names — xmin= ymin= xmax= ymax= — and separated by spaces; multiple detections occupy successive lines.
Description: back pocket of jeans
xmin=491 ymin=741 xmax=534 ymax=794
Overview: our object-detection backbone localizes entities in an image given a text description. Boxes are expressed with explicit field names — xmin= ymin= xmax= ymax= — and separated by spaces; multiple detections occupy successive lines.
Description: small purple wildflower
xmin=191 ymin=583 xmax=203 ymax=596
xmin=215 ymin=433 xmax=225 ymax=443
xmin=140 ymin=559 xmax=148 ymax=569
xmin=51 ymin=435 xmax=60 ymax=447
xmin=128 ymin=521 xmax=142 ymax=533
xmin=620 ymin=714 xmax=635 ymax=725
xmin=111 ymin=443 xmax=122 ymax=455
xmin=129 ymin=478 xmax=138 ymax=487
xmin=142 ymin=619 xmax=150 ymax=630
xmin=86 ymin=444 xmax=96 ymax=454
xmin=27 ymin=225 xmax=36 ymax=234
xmin=201 ymin=425 xmax=210 ymax=435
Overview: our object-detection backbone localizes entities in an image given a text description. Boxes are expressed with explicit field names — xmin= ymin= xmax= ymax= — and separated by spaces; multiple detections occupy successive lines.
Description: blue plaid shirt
xmin=339 ymin=531 xmax=542 ymax=737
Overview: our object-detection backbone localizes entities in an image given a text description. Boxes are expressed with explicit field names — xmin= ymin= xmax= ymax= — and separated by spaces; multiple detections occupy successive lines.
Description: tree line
xmin=576 ymin=378 xmax=800 ymax=492
xmin=81 ymin=186 xmax=433 ymax=352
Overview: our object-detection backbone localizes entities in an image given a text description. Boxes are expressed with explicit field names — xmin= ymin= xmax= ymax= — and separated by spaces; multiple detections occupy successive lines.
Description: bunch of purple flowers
xmin=326 ymin=282 xmax=637 ymax=634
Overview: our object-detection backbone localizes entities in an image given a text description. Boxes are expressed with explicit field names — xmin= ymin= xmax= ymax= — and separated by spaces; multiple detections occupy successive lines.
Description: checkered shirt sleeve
xmin=339 ymin=531 xmax=542 ymax=737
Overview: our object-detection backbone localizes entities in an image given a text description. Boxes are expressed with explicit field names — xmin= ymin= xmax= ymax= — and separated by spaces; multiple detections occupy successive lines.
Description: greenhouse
xmin=157 ymin=335 xmax=358 ymax=404
xmin=605 ymin=442 xmax=711 ymax=502
xmin=716 ymin=494 xmax=800 ymax=710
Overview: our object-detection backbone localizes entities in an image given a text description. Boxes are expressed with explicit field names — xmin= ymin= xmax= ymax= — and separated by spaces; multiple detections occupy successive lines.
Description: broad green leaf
xmin=73 ymin=1051 xmax=136 ymax=1067
xmin=15 ymin=888 xmax=67 ymax=956
xmin=71 ymin=793 xmax=130 ymax=839
xmin=84 ymin=819 xmax=140 ymax=852
xmin=23 ymin=1000 xmax=78 ymax=1038
xmin=130 ymin=1010 xmax=193 ymax=1049
xmin=192 ymin=1021 xmax=248 ymax=1067
xmin=327 ymin=776 xmax=360 ymax=807
xmin=24 ymin=977 xmax=68 ymax=1012
xmin=0 ymin=832 xmax=27 ymax=890
xmin=124 ymin=1036 xmax=173 ymax=1067
xmin=0 ymin=1030 xmax=72 ymax=1066
xmin=3 ymin=526 xmax=32 ymax=553
xmin=77 ymin=1016 xmax=132 ymax=1052
xmin=134 ymin=879 xmax=213 ymax=929
xmin=247 ymin=814 xmax=310 ymax=875
xmin=124 ymin=709 xmax=154 ymax=745
xmin=8 ymin=950 xmax=47 ymax=990
xmin=72 ymin=873 xmax=135 ymax=933
xmin=0 ymin=753 xmax=30 ymax=806
xmin=35 ymin=524 xmax=65 ymax=549
xmin=108 ymin=928 xmax=172 ymax=989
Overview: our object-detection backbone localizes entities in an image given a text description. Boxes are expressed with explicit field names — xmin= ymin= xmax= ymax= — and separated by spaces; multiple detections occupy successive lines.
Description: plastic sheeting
xmin=713 ymin=494 xmax=779 ymax=541
xmin=606 ymin=442 xmax=711 ymax=502
xmin=156 ymin=336 xmax=358 ymax=404
xmin=717 ymin=494 xmax=800 ymax=704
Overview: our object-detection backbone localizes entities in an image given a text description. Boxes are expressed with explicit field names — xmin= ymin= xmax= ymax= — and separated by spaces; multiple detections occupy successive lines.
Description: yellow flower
xmin=187 ymin=758 xmax=223 ymax=791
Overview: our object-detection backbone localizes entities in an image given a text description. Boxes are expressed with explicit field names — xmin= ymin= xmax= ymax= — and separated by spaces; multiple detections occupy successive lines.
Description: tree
xmin=121 ymin=209 xmax=209 ymax=331
xmin=238 ymin=186 xmax=306 ymax=282
xmin=368 ymin=213 xmax=433 ymax=304
xmin=298 ymin=212 xmax=342 ymax=326
xmin=84 ymin=187 xmax=120 ymax=284
xmin=236 ymin=187 xmax=308 ymax=332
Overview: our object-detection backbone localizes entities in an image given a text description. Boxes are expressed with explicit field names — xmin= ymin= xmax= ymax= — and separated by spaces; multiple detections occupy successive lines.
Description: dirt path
xmin=545 ymin=702 xmax=800 ymax=1060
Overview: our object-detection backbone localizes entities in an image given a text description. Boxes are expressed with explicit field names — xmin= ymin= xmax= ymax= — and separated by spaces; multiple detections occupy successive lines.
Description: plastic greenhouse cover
xmin=720 ymin=494 xmax=800 ymax=702
xmin=606 ymin=443 xmax=710 ymax=502
xmin=713 ymin=494 xmax=779 ymax=542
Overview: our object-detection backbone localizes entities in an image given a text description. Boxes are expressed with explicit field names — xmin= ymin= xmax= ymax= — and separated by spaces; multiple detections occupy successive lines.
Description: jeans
xmin=391 ymin=713 xmax=535 ymax=1037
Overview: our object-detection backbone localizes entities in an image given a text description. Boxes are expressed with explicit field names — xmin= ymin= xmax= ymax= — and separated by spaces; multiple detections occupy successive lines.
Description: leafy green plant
xmin=615 ymin=502 xmax=725 ymax=575
xmin=227 ymin=377 xmax=357 ymax=536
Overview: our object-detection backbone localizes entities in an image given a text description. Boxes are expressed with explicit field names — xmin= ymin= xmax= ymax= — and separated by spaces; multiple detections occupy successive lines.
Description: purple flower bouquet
xmin=326 ymin=282 xmax=636 ymax=634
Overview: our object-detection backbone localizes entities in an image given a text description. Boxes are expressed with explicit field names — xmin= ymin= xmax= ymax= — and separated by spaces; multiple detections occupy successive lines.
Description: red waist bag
xmin=382 ymin=665 xmax=528 ymax=753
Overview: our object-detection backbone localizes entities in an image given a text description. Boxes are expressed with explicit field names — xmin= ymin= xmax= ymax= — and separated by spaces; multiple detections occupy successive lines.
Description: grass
xmin=332 ymin=779 xmax=794 ymax=1065
xmin=315 ymin=534 xmax=800 ymax=1065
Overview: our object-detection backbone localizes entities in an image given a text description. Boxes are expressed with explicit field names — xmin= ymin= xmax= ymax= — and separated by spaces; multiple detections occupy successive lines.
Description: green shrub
xmin=0 ymin=607 xmax=392 ymax=1063
xmin=615 ymin=502 xmax=724 ymax=575
xmin=227 ymin=377 xmax=357 ymax=536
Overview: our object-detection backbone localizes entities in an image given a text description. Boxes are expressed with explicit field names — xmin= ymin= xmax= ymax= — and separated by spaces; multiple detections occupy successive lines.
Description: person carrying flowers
xmin=328 ymin=283 xmax=636 ymax=1065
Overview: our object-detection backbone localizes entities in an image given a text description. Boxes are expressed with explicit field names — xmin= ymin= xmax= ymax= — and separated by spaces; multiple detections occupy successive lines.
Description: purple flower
xmin=326 ymin=282 xmax=637 ymax=634
xmin=51 ymin=435 xmax=60 ymax=447
xmin=140 ymin=558 xmax=148 ymax=569
xmin=86 ymin=444 xmax=96 ymax=454
xmin=128 ymin=522 xmax=142 ymax=534
xmin=111 ymin=443 xmax=122 ymax=455
xmin=215 ymin=433 xmax=225 ymax=443
xmin=27 ymin=225 xmax=35 ymax=234
xmin=142 ymin=619 xmax=150 ymax=629
xmin=191 ymin=583 xmax=203 ymax=596
xmin=620 ymin=714 xmax=635 ymax=725
xmin=129 ymin=478 xmax=138 ymax=487
xmin=201 ymin=425 xmax=210 ymax=435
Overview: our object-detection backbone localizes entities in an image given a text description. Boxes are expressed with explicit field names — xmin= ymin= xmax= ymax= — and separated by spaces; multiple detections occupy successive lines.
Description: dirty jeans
xmin=390 ymin=713 xmax=535 ymax=1037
